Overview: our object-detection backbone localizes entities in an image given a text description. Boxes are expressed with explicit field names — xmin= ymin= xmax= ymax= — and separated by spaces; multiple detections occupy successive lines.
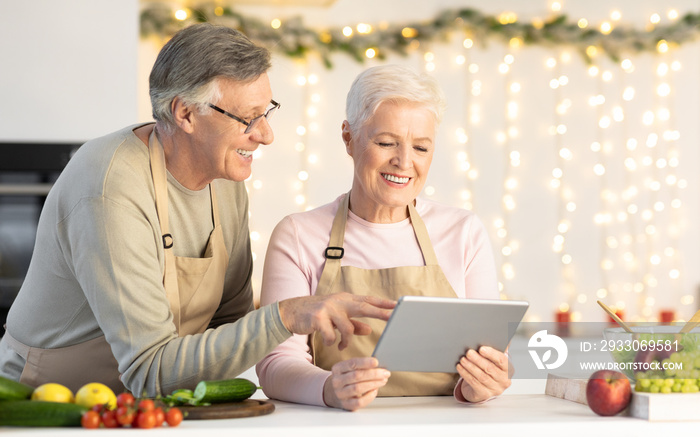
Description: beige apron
xmin=311 ymin=193 xmax=460 ymax=396
xmin=2 ymin=129 xmax=228 ymax=393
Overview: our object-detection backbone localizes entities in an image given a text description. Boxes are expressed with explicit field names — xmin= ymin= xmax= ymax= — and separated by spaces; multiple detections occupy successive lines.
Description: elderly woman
xmin=0 ymin=24 xmax=394 ymax=397
xmin=257 ymin=65 xmax=509 ymax=411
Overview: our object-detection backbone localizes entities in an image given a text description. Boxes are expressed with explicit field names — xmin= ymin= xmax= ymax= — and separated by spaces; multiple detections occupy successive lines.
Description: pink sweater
xmin=256 ymin=195 xmax=499 ymax=406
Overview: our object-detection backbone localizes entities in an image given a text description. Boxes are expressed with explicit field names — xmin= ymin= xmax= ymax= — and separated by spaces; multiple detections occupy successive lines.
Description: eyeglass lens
xmin=244 ymin=102 xmax=279 ymax=134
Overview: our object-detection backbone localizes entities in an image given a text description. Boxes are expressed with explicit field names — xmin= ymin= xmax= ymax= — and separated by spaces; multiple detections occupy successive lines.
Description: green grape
xmin=673 ymin=382 xmax=683 ymax=392
xmin=693 ymin=357 xmax=700 ymax=369
xmin=650 ymin=385 xmax=661 ymax=393
xmin=670 ymin=352 xmax=682 ymax=363
xmin=639 ymin=379 xmax=652 ymax=389
xmin=663 ymin=378 xmax=674 ymax=387
xmin=661 ymin=386 xmax=672 ymax=394
xmin=663 ymin=359 xmax=676 ymax=376
xmin=691 ymin=385 xmax=700 ymax=393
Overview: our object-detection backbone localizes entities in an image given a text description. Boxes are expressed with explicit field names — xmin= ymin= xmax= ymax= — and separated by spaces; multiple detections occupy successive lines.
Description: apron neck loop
xmin=324 ymin=192 xmax=440 ymax=267
xmin=148 ymin=129 xmax=171 ymax=247
xmin=326 ymin=192 xmax=350 ymax=252
xmin=407 ymin=201 xmax=439 ymax=266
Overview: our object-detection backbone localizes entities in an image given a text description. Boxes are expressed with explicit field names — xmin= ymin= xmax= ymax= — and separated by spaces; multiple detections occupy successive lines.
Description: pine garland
xmin=140 ymin=2 xmax=700 ymax=68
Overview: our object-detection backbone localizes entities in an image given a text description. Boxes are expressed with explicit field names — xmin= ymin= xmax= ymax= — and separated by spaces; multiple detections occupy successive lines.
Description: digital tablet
xmin=371 ymin=296 xmax=529 ymax=373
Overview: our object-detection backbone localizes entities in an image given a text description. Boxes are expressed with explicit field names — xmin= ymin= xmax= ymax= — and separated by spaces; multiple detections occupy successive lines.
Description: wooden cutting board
xmin=179 ymin=399 xmax=275 ymax=420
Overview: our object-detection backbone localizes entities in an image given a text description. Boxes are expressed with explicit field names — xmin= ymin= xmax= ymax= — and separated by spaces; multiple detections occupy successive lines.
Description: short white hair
xmin=345 ymin=64 xmax=446 ymax=132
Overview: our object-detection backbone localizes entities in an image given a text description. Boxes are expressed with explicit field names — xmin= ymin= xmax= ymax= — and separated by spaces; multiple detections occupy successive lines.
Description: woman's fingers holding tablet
xmin=323 ymin=357 xmax=391 ymax=411
xmin=456 ymin=347 xmax=511 ymax=403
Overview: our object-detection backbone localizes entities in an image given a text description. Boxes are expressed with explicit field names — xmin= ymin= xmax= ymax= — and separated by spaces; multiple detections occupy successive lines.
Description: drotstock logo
xmin=528 ymin=330 xmax=568 ymax=370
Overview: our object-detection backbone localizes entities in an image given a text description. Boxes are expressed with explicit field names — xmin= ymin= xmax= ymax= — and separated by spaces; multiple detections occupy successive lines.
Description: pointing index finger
xmin=346 ymin=296 xmax=396 ymax=321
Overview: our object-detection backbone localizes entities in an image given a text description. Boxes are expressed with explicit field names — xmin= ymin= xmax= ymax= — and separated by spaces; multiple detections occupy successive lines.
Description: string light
xmin=548 ymin=51 xmax=579 ymax=320
xmin=228 ymin=6 xmax=693 ymax=321
xmin=458 ymin=35 xmax=478 ymax=212
xmin=493 ymin=47 xmax=522 ymax=295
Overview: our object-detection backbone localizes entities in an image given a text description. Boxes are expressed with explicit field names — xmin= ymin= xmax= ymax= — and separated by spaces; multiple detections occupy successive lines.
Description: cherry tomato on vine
xmin=101 ymin=409 xmax=119 ymax=428
xmin=138 ymin=399 xmax=155 ymax=412
xmin=81 ymin=410 xmax=101 ymax=429
xmin=117 ymin=392 xmax=136 ymax=408
xmin=135 ymin=410 xmax=157 ymax=429
xmin=165 ymin=407 xmax=184 ymax=427
xmin=116 ymin=405 xmax=136 ymax=426
xmin=154 ymin=407 xmax=165 ymax=427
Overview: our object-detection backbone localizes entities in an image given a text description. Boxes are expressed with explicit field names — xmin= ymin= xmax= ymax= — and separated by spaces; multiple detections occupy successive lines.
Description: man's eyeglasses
xmin=208 ymin=100 xmax=280 ymax=134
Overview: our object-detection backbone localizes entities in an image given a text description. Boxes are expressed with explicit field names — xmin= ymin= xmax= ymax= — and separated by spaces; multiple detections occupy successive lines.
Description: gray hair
xmin=345 ymin=64 xmax=447 ymax=133
xmin=149 ymin=23 xmax=271 ymax=134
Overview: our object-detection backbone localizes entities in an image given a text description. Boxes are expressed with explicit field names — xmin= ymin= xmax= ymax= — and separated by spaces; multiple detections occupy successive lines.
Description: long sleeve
xmin=52 ymin=180 xmax=291 ymax=396
xmin=256 ymin=216 xmax=330 ymax=406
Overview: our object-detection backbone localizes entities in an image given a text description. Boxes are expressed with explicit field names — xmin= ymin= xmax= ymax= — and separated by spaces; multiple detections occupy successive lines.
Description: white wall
xmin=0 ymin=0 xmax=140 ymax=141
xmin=3 ymin=0 xmax=699 ymax=325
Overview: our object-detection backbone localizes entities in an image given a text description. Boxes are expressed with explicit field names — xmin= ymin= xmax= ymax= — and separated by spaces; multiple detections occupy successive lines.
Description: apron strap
xmin=407 ymin=201 xmax=440 ymax=266
xmin=316 ymin=193 xmax=440 ymax=294
xmin=148 ymin=129 xmax=182 ymax=333
xmin=315 ymin=192 xmax=350 ymax=294
xmin=210 ymin=183 xmax=220 ymax=228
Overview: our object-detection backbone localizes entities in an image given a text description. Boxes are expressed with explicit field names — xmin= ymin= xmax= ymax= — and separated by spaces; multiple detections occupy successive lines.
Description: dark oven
xmin=0 ymin=142 xmax=81 ymax=327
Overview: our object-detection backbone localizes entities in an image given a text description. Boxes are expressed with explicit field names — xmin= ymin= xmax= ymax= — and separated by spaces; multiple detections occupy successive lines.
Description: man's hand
xmin=456 ymin=346 xmax=511 ymax=403
xmin=278 ymin=292 xmax=396 ymax=350
xmin=323 ymin=357 xmax=390 ymax=411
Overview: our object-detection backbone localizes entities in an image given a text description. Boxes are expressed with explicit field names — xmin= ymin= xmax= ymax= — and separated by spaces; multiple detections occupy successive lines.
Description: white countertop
xmin=4 ymin=378 xmax=698 ymax=436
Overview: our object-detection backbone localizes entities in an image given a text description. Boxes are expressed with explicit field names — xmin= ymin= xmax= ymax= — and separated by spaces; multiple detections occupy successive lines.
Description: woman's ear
xmin=341 ymin=120 xmax=353 ymax=155
xmin=171 ymin=97 xmax=195 ymax=134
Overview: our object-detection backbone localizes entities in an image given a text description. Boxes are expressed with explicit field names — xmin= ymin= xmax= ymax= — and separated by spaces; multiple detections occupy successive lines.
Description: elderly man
xmin=0 ymin=23 xmax=394 ymax=397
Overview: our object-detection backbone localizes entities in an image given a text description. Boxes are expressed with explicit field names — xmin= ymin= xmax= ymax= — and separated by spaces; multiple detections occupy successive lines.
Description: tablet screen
xmin=371 ymin=296 xmax=529 ymax=373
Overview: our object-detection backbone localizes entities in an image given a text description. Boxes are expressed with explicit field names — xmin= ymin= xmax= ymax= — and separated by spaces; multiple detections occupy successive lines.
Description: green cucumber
xmin=0 ymin=400 xmax=88 ymax=427
xmin=166 ymin=388 xmax=198 ymax=406
xmin=193 ymin=378 xmax=257 ymax=404
xmin=0 ymin=376 xmax=34 ymax=401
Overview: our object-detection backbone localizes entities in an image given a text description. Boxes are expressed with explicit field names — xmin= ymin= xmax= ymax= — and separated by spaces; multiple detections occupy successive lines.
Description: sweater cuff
xmin=453 ymin=378 xmax=496 ymax=405
xmin=269 ymin=302 xmax=294 ymax=342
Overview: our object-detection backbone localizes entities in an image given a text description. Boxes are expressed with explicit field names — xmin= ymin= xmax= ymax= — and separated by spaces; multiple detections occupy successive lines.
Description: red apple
xmin=586 ymin=370 xmax=631 ymax=416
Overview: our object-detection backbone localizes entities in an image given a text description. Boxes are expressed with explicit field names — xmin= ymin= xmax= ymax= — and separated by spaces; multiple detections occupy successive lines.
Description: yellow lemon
xmin=31 ymin=383 xmax=74 ymax=403
xmin=75 ymin=382 xmax=117 ymax=410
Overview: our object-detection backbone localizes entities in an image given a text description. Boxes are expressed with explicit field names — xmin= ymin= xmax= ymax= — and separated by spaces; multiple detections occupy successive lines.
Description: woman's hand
xmin=456 ymin=346 xmax=511 ymax=403
xmin=323 ymin=357 xmax=390 ymax=411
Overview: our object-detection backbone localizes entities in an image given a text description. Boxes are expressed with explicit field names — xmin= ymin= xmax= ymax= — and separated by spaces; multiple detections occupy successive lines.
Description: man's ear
xmin=171 ymin=97 xmax=195 ymax=134
xmin=341 ymin=120 xmax=353 ymax=156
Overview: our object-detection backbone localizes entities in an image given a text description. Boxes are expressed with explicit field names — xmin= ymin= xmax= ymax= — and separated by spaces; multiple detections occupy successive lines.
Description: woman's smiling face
xmin=345 ymin=101 xmax=436 ymax=223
